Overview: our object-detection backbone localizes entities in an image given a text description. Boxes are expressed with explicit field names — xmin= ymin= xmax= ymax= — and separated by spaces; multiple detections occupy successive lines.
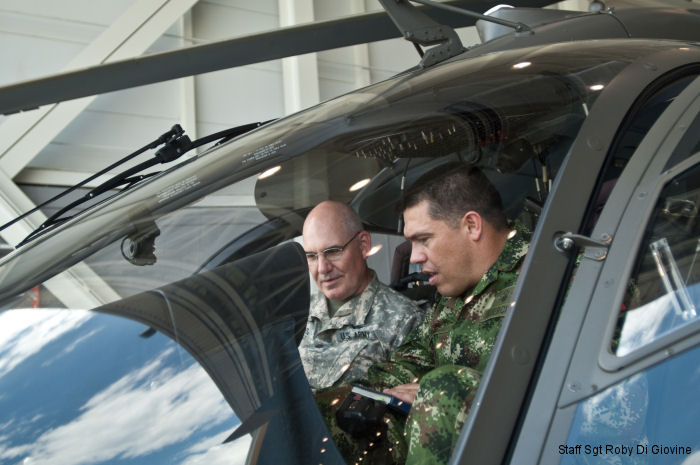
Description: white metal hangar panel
xmin=0 ymin=0 xmax=598 ymax=254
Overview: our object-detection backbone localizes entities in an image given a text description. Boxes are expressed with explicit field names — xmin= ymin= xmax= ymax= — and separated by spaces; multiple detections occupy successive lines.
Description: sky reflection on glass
xmin=0 ymin=309 xmax=245 ymax=465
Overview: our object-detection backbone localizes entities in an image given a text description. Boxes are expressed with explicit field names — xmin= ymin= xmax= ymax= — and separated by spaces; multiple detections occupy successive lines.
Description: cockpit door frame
xmin=452 ymin=48 xmax=700 ymax=465
xmin=530 ymin=75 xmax=700 ymax=464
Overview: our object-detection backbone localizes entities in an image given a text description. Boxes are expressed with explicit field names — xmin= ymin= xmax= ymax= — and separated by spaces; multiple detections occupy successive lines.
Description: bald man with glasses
xmin=299 ymin=200 xmax=424 ymax=390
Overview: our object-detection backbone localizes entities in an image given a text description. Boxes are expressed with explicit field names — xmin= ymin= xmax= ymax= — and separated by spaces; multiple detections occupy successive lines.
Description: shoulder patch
xmin=482 ymin=285 xmax=515 ymax=321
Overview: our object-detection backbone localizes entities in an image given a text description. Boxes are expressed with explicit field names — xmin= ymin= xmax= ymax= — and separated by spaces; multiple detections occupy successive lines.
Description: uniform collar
xmin=469 ymin=220 xmax=531 ymax=297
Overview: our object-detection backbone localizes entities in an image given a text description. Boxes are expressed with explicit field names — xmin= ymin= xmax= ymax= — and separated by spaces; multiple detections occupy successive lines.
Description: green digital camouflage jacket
xmin=368 ymin=222 xmax=531 ymax=390
xmin=316 ymin=222 xmax=530 ymax=465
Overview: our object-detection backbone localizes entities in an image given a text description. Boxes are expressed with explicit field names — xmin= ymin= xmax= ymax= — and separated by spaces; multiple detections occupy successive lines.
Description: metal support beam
xmin=351 ymin=0 xmax=372 ymax=88
xmin=0 ymin=0 xmax=200 ymax=180
xmin=0 ymin=170 xmax=42 ymax=246
xmin=0 ymin=170 xmax=118 ymax=309
xmin=44 ymin=264 xmax=121 ymax=309
xmin=279 ymin=0 xmax=321 ymax=115
xmin=179 ymin=10 xmax=199 ymax=157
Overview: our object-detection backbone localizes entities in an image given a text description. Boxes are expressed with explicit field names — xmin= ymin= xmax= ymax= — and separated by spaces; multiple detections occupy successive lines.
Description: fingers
xmin=383 ymin=383 xmax=419 ymax=404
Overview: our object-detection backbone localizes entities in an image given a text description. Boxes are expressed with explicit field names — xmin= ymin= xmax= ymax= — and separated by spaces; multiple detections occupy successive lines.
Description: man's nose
xmin=317 ymin=254 xmax=334 ymax=273
xmin=410 ymin=247 xmax=426 ymax=264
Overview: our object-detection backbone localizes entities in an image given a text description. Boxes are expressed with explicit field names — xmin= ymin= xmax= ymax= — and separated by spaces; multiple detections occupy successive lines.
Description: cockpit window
xmin=613 ymin=163 xmax=700 ymax=356
xmin=84 ymin=181 xmax=269 ymax=300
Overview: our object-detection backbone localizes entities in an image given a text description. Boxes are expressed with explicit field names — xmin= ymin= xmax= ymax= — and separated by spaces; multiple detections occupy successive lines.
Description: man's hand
xmin=384 ymin=383 xmax=419 ymax=404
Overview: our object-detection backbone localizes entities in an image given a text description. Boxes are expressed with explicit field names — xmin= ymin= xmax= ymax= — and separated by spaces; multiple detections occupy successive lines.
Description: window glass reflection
xmin=613 ymin=163 xmax=700 ymax=356
xmin=0 ymin=309 xmax=246 ymax=465
xmin=561 ymin=343 xmax=700 ymax=464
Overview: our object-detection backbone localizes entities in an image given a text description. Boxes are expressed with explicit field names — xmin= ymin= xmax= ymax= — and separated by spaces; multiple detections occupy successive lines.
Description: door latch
xmin=554 ymin=232 xmax=612 ymax=261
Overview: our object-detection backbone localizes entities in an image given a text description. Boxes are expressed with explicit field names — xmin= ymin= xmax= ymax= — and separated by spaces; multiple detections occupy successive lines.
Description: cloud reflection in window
xmin=0 ymin=310 xmax=246 ymax=465
xmin=0 ymin=309 xmax=92 ymax=378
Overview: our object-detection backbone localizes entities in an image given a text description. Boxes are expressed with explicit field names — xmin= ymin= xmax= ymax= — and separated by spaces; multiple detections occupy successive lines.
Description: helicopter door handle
xmin=554 ymin=232 xmax=612 ymax=261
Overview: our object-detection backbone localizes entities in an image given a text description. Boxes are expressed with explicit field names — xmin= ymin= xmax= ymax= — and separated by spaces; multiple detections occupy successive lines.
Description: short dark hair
xmin=402 ymin=163 xmax=508 ymax=230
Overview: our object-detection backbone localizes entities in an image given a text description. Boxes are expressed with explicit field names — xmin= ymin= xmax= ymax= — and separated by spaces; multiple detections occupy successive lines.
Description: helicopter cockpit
xmin=0 ymin=38 xmax=697 ymax=465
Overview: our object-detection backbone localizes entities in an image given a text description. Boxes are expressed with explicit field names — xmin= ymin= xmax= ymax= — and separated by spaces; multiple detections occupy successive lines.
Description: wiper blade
xmin=3 ymin=120 xmax=274 ymax=248
xmin=17 ymin=126 xmax=192 ymax=247
xmin=19 ymin=168 xmax=161 ymax=246
xmin=0 ymin=125 xmax=183 ymax=238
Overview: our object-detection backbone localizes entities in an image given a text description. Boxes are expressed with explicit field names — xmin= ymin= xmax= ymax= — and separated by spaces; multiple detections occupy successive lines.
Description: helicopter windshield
xmin=0 ymin=39 xmax=689 ymax=465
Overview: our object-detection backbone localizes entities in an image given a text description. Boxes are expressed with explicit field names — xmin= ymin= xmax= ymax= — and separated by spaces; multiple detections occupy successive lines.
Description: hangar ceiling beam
xmin=0 ymin=0 xmax=200 ymax=181
xmin=0 ymin=171 xmax=118 ymax=309
xmin=0 ymin=170 xmax=45 ymax=247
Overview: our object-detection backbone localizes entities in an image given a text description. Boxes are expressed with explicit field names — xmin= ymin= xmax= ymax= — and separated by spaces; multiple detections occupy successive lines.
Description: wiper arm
xmin=17 ymin=126 xmax=192 ymax=246
xmin=0 ymin=124 xmax=183 ymax=239
xmin=4 ymin=120 xmax=273 ymax=248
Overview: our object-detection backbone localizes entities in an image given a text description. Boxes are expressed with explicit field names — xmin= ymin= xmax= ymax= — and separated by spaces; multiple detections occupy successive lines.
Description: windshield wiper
xmin=17 ymin=125 xmax=191 ymax=246
xmin=2 ymin=120 xmax=273 ymax=248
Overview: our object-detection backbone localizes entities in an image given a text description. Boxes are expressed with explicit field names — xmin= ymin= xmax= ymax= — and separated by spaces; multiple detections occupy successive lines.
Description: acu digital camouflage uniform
xmin=299 ymin=271 xmax=424 ymax=390
xmin=316 ymin=222 xmax=530 ymax=465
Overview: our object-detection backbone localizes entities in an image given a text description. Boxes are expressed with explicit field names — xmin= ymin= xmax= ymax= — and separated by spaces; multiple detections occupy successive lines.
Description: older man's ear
xmin=359 ymin=230 xmax=372 ymax=258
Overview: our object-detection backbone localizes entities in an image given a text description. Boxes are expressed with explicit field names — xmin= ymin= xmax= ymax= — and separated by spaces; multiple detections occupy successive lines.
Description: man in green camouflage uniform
xmin=300 ymin=201 xmax=424 ymax=390
xmin=315 ymin=164 xmax=530 ymax=465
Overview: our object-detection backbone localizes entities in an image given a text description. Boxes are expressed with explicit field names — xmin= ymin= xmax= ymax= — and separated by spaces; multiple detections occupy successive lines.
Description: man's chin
xmin=437 ymin=283 xmax=470 ymax=299
xmin=429 ymin=274 xmax=449 ymax=295
xmin=435 ymin=281 xmax=458 ymax=298
xmin=323 ymin=290 xmax=349 ymax=301
xmin=321 ymin=282 xmax=345 ymax=299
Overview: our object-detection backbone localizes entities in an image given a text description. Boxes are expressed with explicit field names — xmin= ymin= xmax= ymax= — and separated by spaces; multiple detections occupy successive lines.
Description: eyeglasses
xmin=305 ymin=231 xmax=361 ymax=264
